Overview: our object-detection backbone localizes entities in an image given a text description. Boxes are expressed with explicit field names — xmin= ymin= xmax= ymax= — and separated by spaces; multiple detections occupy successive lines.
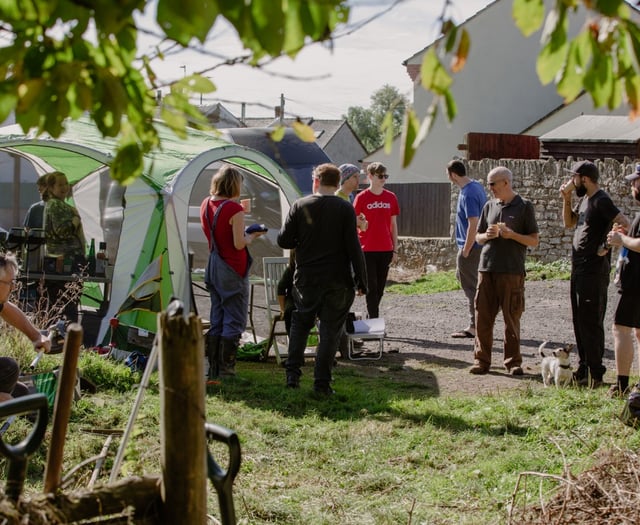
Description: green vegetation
xmin=387 ymin=269 xmax=460 ymax=295
xmin=0 ymin=262 xmax=624 ymax=522
xmin=345 ymin=85 xmax=409 ymax=153
xmin=387 ymin=259 xmax=572 ymax=295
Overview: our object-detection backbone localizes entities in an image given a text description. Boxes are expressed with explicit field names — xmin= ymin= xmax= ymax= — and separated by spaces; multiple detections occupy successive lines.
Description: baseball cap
xmin=625 ymin=163 xmax=640 ymax=182
xmin=564 ymin=160 xmax=599 ymax=181
xmin=339 ymin=163 xmax=360 ymax=185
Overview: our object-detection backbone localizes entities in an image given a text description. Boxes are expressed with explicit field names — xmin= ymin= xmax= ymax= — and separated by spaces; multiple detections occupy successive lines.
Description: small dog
xmin=539 ymin=341 xmax=574 ymax=388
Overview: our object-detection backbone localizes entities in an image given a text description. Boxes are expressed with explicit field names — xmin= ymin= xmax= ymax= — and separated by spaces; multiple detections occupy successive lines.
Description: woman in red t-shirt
xmin=353 ymin=162 xmax=400 ymax=319
xmin=200 ymin=165 xmax=265 ymax=379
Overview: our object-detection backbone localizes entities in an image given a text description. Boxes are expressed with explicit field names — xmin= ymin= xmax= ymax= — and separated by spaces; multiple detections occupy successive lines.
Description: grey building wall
xmin=323 ymin=124 xmax=367 ymax=167
xmin=397 ymin=157 xmax=639 ymax=273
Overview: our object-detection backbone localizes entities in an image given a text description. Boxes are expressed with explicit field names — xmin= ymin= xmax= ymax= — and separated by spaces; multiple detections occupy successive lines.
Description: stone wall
xmin=397 ymin=157 xmax=638 ymax=273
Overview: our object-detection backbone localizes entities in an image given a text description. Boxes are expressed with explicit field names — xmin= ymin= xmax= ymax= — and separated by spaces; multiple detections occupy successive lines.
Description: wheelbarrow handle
xmin=0 ymin=394 xmax=49 ymax=501
xmin=205 ymin=422 xmax=241 ymax=525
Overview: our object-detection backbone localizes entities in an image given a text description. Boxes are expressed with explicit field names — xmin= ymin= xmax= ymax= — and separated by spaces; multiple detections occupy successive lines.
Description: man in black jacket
xmin=278 ymin=163 xmax=367 ymax=396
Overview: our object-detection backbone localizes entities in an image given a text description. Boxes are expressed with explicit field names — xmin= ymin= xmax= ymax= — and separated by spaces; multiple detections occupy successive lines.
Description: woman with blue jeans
xmin=200 ymin=165 xmax=265 ymax=379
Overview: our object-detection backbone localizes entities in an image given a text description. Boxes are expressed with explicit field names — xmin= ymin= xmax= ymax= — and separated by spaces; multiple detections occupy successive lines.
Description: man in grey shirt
xmin=469 ymin=167 xmax=539 ymax=376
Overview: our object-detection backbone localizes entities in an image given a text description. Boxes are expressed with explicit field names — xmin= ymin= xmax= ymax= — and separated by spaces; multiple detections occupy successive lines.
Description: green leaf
xmin=420 ymin=49 xmax=452 ymax=95
xmin=250 ymin=0 xmax=285 ymax=56
xmin=594 ymin=0 xmax=629 ymax=18
xmin=536 ymin=27 xmax=569 ymax=85
xmin=400 ymin=109 xmax=420 ymax=169
xmin=624 ymin=74 xmax=640 ymax=117
xmin=557 ymin=31 xmax=591 ymax=102
xmin=624 ymin=20 xmax=640 ymax=68
xmin=0 ymin=83 xmax=17 ymax=123
xmin=111 ymin=142 xmax=144 ymax=185
xmin=381 ymin=111 xmax=394 ymax=155
xmin=175 ymin=74 xmax=216 ymax=94
xmin=513 ymin=0 xmax=545 ymax=37
xmin=161 ymin=96 xmax=189 ymax=138
xmin=157 ymin=0 xmax=220 ymax=46
xmin=443 ymin=21 xmax=457 ymax=53
xmin=584 ymin=51 xmax=614 ymax=107
xmin=442 ymin=90 xmax=457 ymax=122
xmin=16 ymin=78 xmax=44 ymax=113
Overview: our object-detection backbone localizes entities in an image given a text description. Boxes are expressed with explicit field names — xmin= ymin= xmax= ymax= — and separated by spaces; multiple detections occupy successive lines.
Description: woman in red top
xmin=353 ymin=162 xmax=400 ymax=319
xmin=200 ymin=165 xmax=265 ymax=379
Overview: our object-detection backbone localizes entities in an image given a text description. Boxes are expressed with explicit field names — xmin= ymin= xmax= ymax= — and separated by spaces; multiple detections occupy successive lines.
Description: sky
xmin=137 ymin=0 xmax=493 ymax=120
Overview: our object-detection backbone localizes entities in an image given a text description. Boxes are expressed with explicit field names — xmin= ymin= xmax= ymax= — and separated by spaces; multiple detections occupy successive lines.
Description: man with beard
xmin=605 ymin=163 xmax=640 ymax=397
xmin=561 ymin=160 xmax=630 ymax=388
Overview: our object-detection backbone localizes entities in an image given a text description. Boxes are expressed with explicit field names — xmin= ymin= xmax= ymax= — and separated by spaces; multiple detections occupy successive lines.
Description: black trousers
xmin=364 ymin=251 xmax=393 ymax=319
xmin=570 ymin=271 xmax=609 ymax=380
xmin=286 ymin=284 xmax=354 ymax=390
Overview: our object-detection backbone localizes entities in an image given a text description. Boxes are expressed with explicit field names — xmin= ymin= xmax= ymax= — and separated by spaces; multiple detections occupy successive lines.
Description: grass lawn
xmin=1 ymin=260 xmax=635 ymax=524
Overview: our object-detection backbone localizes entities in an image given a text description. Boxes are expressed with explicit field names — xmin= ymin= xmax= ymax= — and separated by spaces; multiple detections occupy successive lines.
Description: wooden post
xmin=158 ymin=308 xmax=207 ymax=524
xmin=44 ymin=323 xmax=83 ymax=494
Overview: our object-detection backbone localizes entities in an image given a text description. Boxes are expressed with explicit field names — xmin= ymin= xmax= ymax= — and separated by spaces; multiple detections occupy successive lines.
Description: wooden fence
xmin=385 ymin=182 xmax=450 ymax=238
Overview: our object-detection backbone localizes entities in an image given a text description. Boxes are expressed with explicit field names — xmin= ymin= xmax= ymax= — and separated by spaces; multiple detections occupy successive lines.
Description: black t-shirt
xmin=572 ymin=190 xmax=620 ymax=273
xmin=477 ymin=194 xmax=538 ymax=274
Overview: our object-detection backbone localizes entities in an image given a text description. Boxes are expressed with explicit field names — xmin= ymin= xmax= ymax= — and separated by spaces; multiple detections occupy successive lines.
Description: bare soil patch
xmin=195 ymin=272 xmax=620 ymax=397
xmin=338 ymin=276 xmax=620 ymax=397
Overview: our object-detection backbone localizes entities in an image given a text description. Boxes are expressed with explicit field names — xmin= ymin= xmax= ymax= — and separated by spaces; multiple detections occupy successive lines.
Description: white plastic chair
xmin=346 ymin=318 xmax=385 ymax=360
xmin=262 ymin=257 xmax=290 ymax=364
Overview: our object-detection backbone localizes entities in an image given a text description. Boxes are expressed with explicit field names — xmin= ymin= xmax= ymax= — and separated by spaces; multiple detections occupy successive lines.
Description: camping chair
xmin=346 ymin=318 xmax=385 ymax=360
xmin=262 ymin=257 xmax=290 ymax=365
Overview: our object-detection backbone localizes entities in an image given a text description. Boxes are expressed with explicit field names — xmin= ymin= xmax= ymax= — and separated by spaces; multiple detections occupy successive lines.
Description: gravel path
xmin=345 ymin=278 xmax=621 ymax=396
xmin=195 ymin=277 xmax=624 ymax=397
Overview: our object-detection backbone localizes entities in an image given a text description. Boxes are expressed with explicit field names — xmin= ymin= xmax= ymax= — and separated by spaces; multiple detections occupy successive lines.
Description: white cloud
xmin=137 ymin=0 xmax=493 ymax=119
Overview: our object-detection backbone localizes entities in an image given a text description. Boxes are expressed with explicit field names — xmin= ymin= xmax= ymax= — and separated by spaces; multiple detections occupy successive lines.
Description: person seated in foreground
xmin=0 ymin=252 xmax=51 ymax=402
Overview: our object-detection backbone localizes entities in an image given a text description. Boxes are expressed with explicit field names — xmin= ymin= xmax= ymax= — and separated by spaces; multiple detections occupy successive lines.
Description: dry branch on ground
xmin=511 ymin=448 xmax=640 ymax=524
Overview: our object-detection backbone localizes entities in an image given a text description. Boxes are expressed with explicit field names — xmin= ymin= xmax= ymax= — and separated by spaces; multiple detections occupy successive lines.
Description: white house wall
xmin=524 ymin=93 xmax=631 ymax=138
xmin=368 ymin=0 xmax=594 ymax=183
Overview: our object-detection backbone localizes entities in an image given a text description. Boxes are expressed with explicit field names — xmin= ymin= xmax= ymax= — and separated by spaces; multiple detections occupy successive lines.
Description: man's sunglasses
xmin=375 ymin=174 xmax=389 ymax=180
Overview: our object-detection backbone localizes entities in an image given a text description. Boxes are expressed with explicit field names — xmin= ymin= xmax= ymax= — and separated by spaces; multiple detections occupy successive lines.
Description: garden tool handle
xmin=29 ymin=329 xmax=54 ymax=370
xmin=205 ymin=422 xmax=241 ymax=525
xmin=0 ymin=394 xmax=49 ymax=501
xmin=29 ymin=349 xmax=45 ymax=370
xmin=44 ymin=323 xmax=83 ymax=494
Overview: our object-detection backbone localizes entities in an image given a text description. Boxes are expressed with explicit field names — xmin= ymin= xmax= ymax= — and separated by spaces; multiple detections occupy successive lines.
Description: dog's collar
xmin=559 ymin=364 xmax=571 ymax=369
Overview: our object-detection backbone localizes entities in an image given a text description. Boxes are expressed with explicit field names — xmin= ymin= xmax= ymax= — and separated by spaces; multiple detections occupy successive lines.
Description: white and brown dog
xmin=539 ymin=341 xmax=574 ymax=388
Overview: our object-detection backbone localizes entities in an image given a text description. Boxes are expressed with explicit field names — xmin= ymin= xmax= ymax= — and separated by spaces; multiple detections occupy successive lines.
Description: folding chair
xmin=262 ymin=257 xmax=290 ymax=364
xmin=346 ymin=318 xmax=385 ymax=360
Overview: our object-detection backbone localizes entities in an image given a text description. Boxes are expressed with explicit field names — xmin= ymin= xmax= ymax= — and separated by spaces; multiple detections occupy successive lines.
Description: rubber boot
xmin=219 ymin=336 xmax=239 ymax=378
xmin=205 ymin=335 xmax=220 ymax=380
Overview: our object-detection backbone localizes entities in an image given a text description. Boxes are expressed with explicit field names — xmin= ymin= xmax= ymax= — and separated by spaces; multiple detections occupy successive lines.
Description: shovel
xmin=0 ymin=394 xmax=49 ymax=501
xmin=206 ymin=422 xmax=241 ymax=525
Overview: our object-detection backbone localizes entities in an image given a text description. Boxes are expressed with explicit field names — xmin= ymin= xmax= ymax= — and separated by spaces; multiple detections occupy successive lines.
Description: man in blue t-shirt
xmin=447 ymin=160 xmax=487 ymax=339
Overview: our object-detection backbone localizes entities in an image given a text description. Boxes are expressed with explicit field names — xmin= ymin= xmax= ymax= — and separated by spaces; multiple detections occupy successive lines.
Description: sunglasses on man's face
xmin=375 ymin=174 xmax=389 ymax=180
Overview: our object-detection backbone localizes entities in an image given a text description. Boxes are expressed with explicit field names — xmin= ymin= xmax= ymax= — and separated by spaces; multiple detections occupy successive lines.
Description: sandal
xmin=451 ymin=330 xmax=475 ymax=339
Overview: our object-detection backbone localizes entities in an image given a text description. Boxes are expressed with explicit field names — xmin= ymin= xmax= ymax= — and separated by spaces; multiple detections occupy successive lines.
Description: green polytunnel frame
xmin=0 ymin=116 xmax=301 ymax=348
